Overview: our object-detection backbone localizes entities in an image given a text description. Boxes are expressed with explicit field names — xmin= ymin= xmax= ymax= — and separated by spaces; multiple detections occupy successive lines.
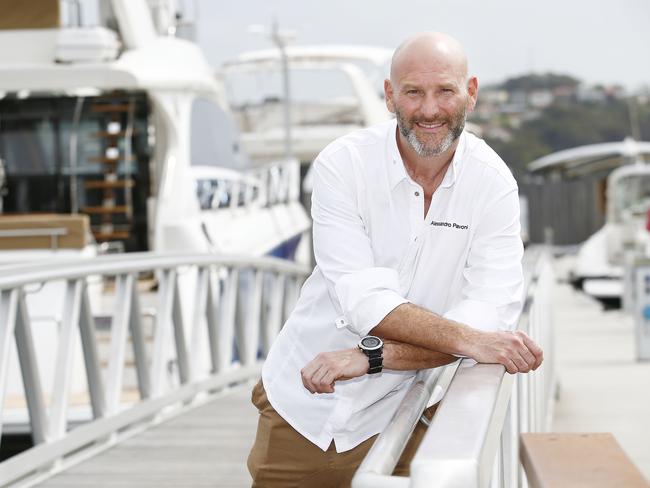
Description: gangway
xmin=0 ymin=248 xmax=555 ymax=487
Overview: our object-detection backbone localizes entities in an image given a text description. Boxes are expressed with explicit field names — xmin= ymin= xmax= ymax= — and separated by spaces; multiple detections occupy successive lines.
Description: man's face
xmin=385 ymin=69 xmax=477 ymax=158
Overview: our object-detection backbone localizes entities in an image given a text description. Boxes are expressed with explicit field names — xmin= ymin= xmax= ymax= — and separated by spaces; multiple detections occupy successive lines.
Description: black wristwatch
xmin=358 ymin=336 xmax=384 ymax=374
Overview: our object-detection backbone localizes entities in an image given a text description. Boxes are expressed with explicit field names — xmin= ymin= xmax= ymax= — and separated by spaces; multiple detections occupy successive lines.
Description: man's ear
xmin=466 ymin=76 xmax=478 ymax=112
xmin=384 ymin=79 xmax=395 ymax=113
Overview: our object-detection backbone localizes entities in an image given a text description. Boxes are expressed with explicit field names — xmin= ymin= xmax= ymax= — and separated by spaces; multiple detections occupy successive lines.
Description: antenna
xmin=247 ymin=17 xmax=297 ymax=160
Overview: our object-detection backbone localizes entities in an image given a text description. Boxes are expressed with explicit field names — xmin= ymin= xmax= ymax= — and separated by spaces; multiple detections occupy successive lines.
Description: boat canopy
xmin=527 ymin=138 xmax=650 ymax=178
xmin=0 ymin=36 xmax=219 ymax=96
xmin=222 ymin=45 xmax=393 ymax=70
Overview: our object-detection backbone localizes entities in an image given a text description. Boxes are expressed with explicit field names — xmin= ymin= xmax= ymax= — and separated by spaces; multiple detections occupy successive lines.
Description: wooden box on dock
xmin=0 ymin=214 xmax=90 ymax=250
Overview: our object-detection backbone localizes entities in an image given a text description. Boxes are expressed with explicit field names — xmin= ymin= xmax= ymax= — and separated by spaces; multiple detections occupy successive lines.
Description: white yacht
xmin=0 ymin=0 xmax=311 ymax=433
xmin=0 ymin=0 xmax=310 ymax=263
xmin=220 ymin=45 xmax=393 ymax=167
xmin=528 ymin=138 xmax=650 ymax=303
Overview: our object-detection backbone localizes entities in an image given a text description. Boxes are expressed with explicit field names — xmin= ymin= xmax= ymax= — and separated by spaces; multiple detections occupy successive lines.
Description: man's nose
xmin=419 ymin=93 xmax=440 ymax=119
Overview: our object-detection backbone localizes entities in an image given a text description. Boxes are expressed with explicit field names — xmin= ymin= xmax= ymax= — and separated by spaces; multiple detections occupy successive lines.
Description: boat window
xmin=224 ymin=68 xmax=365 ymax=131
xmin=613 ymin=174 xmax=650 ymax=220
xmin=0 ymin=93 xmax=152 ymax=251
xmin=190 ymin=97 xmax=247 ymax=169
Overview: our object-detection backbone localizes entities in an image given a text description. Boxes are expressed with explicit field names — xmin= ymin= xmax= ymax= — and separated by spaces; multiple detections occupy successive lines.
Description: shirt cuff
xmin=334 ymin=267 xmax=408 ymax=337
xmin=443 ymin=299 xmax=504 ymax=332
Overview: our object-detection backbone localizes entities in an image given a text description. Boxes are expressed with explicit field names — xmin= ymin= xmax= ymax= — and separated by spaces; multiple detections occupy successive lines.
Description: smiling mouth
xmin=416 ymin=121 xmax=445 ymax=130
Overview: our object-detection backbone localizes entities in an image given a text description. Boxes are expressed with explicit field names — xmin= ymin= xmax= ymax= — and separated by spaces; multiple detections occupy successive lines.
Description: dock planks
xmin=37 ymin=384 xmax=258 ymax=488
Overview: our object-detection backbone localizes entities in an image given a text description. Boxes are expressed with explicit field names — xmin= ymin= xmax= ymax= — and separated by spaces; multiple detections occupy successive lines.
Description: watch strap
xmin=367 ymin=355 xmax=383 ymax=374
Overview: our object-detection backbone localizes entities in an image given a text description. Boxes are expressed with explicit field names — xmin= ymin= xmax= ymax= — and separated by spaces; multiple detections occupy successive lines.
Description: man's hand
xmin=466 ymin=329 xmax=543 ymax=374
xmin=301 ymin=348 xmax=368 ymax=394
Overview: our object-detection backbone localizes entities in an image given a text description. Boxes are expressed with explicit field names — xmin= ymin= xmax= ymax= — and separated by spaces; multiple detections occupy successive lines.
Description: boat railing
xmin=352 ymin=246 xmax=555 ymax=487
xmin=0 ymin=252 xmax=310 ymax=487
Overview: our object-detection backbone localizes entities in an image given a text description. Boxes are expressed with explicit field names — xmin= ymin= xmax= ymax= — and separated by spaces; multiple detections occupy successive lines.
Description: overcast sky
xmin=195 ymin=0 xmax=650 ymax=91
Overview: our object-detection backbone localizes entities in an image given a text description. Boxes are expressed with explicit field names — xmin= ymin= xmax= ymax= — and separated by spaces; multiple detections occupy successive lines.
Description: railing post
xmin=79 ymin=281 xmax=106 ymax=419
xmin=0 ymin=289 xmax=19 ymax=439
xmin=217 ymin=267 xmax=238 ymax=372
xmin=106 ymin=274 xmax=134 ymax=413
xmin=128 ymin=273 xmax=151 ymax=400
xmin=190 ymin=267 xmax=210 ymax=380
xmin=171 ymin=274 xmax=190 ymax=384
xmin=262 ymin=273 xmax=285 ymax=355
xmin=50 ymin=279 xmax=84 ymax=440
xmin=237 ymin=269 xmax=263 ymax=366
xmin=14 ymin=289 xmax=48 ymax=445
xmin=205 ymin=267 xmax=221 ymax=374
xmin=151 ymin=269 xmax=176 ymax=397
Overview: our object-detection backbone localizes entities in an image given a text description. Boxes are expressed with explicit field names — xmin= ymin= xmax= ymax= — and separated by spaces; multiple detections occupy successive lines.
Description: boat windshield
xmin=224 ymin=68 xmax=366 ymax=131
xmin=612 ymin=173 xmax=650 ymax=221
xmin=190 ymin=97 xmax=248 ymax=169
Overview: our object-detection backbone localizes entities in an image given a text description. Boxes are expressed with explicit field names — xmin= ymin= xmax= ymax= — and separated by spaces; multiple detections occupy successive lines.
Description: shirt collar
xmin=386 ymin=118 xmax=467 ymax=190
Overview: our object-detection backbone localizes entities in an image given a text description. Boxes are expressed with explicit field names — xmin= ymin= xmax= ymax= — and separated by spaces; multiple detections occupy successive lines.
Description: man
xmin=247 ymin=32 xmax=543 ymax=487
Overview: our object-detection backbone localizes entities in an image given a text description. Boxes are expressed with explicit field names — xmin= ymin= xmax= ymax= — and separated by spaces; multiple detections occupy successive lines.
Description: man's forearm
xmin=371 ymin=302 xmax=543 ymax=374
xmin=383 ymin=339 xmax=456 ymax=370
xmin=371 ymin=303 xmax=476 ymax=356
xmin=300 ymin=338 xmax=456 ymax=394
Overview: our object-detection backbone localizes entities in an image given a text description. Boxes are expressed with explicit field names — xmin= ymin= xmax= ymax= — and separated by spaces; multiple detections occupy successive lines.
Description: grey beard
xmin=397 ymin=107 xmax=466 ymax=157
xmin=406 ymin=128 xmax=457 ymax=157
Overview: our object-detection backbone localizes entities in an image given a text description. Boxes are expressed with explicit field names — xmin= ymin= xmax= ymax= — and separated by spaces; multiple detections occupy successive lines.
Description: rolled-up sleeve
xmin=311 ymin=154 xmax=408 ymax=337
xmin=443 ymin=184 xmax=524 ymax=332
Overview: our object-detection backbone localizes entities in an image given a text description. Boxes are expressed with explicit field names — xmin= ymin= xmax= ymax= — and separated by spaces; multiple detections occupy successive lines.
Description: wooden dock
xmin=37 ymin=384 xmax=258 ymax=488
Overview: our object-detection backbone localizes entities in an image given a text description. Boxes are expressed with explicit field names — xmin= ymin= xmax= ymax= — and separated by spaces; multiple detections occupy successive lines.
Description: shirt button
xmin=414 ymin=191 xmax=420 ymax=197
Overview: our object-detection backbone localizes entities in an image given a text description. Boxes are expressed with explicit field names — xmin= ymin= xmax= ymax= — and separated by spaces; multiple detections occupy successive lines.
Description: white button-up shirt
xmin=262 ymin=119 xmax=524 ymax=452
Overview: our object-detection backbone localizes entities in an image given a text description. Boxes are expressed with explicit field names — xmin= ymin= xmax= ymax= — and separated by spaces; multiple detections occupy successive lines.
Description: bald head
xmin=384 ymin=32 xmax=478 ymax=161
xmin=390 ymin=32 xmax=469 ymax=84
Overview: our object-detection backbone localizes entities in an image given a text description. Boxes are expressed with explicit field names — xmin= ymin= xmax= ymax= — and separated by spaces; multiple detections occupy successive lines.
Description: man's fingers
xmin=505 ymin=358 xmax=518 ymax=375
xmin=313 ymin=367 xmax=336 ymax=393
xmin=517 ymin=331 xmax=544 ymax=369
xmin=517 ymin=346 xmax=537 ymax=371
xmin=301 ymin=359 xmax=340 ymax=394
xmin=511 ymin=354 xmax=529 ymax=373
xmin=301 ymin=363 xmax=324 ymax=394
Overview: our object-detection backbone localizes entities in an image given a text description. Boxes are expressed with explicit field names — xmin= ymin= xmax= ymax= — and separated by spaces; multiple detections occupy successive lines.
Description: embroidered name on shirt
xmin=431 ymin=220 xmax=469 ymax=230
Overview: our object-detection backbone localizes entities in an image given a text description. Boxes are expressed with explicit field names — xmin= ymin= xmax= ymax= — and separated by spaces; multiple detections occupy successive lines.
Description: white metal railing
xmin=0 ymin=252 xmax=309 ymax=487
xmin=353 ymin=246 xmax=555 ymax=487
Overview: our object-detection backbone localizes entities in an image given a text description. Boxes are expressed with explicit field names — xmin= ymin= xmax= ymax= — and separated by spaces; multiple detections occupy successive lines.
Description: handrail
xmin=0 ymin=252 xmax=307 ymax=290
xmin=353 ymin=362 xmax=461 ymax=487
xmin=353 ymin=246 xmax=554 ymax=488
xmin=0 ymin=252 xmax=310 ymax=487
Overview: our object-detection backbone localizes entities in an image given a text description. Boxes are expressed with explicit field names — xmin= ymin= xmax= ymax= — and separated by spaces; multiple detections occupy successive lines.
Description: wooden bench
xmin=520 ymin=433 xmax=649 ymax=488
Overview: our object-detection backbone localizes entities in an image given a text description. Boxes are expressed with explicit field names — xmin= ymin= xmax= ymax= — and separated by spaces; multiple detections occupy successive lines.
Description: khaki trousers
xmin=247 ymin=380 xmax=436 ymax=488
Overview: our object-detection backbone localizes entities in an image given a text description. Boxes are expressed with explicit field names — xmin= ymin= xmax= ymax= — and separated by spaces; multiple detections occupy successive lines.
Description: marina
xmin=0 ymin=1 xmax=650 ymax=487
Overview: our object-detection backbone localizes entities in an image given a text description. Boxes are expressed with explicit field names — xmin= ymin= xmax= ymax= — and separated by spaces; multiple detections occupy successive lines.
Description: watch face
xmin=361 ymin=336 xmax=382 ymax=351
